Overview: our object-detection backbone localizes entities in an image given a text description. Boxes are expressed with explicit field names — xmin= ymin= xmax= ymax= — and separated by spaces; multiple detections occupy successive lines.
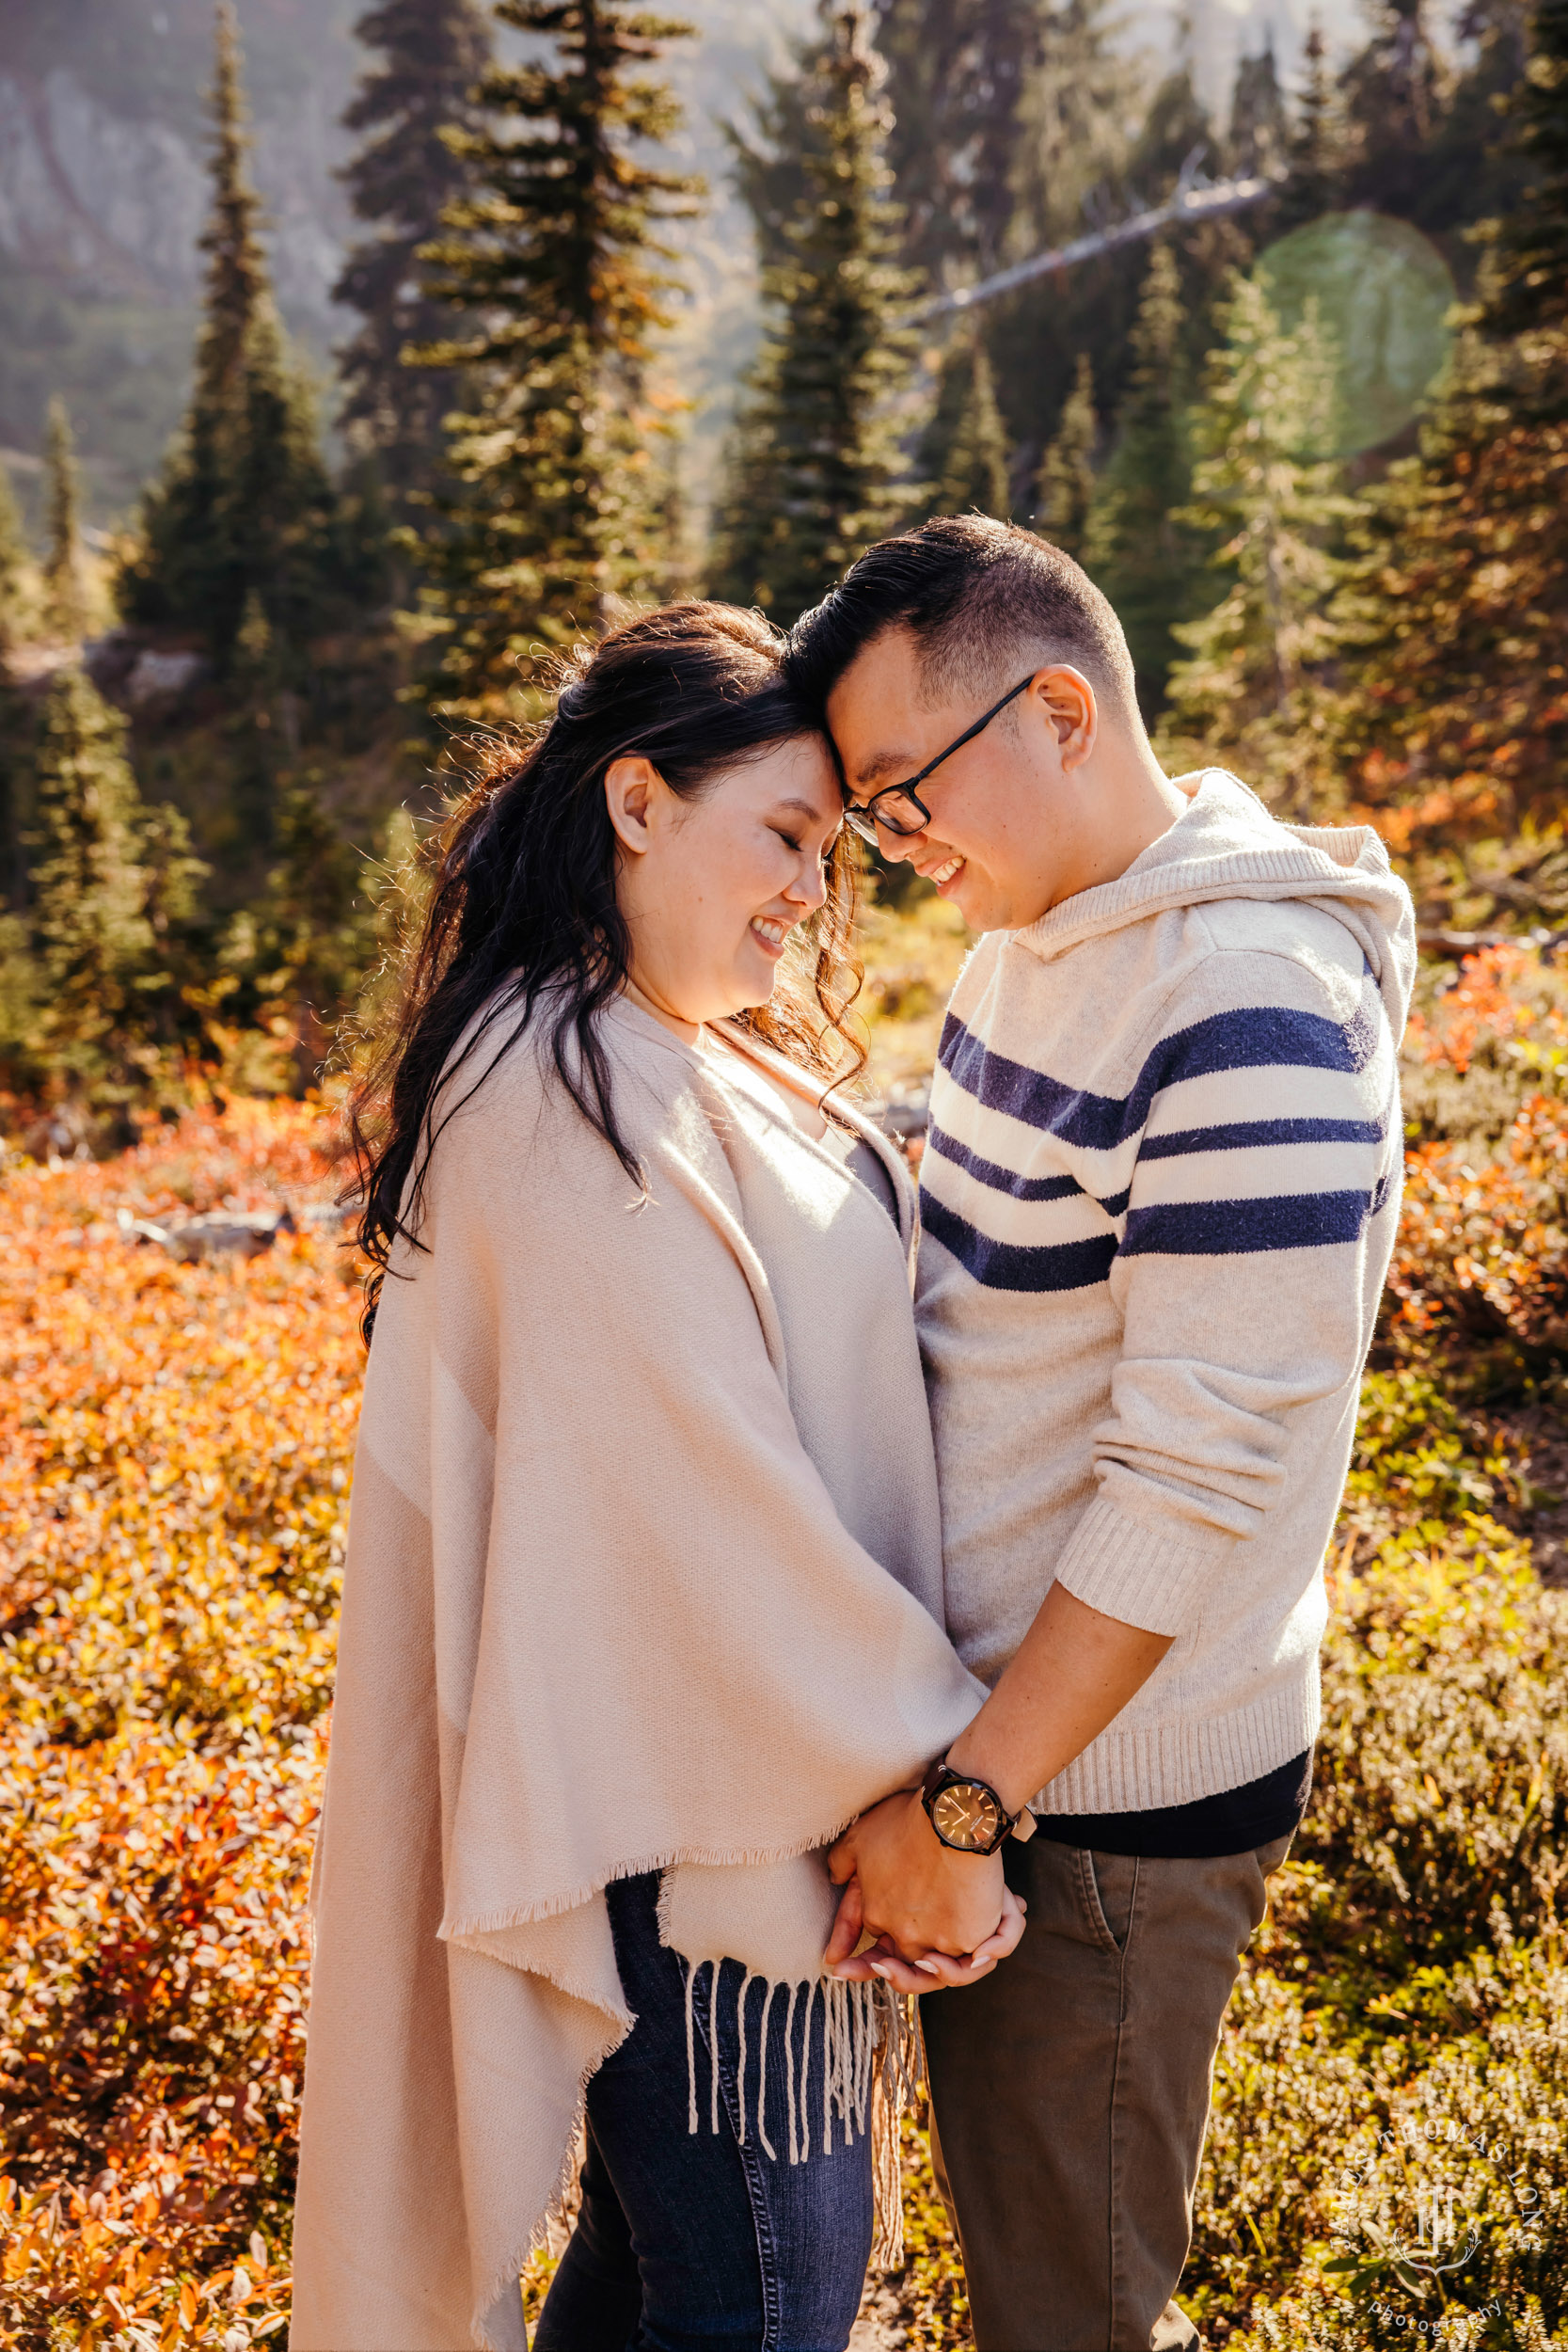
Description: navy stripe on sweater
xmin=921 ymin=1195 xmax=1121 ymax=1294
xmin=1120 ymin=1188 xmax=1374 ymax=1257
xmin=1136 ymin=1115 xmax=1385 ymax=1162
xmin=937 ymin=1001 xmax=1377 ymax=1152
xmin=925 ymin=1121 xmax=1129 ymax=1213
xmin=921 ymin=991 xmax=1398 ymax=1291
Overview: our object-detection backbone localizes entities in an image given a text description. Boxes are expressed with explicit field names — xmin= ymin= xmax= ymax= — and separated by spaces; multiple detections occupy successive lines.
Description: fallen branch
xmin=910 ymin=169 xmax=1287 ymax=325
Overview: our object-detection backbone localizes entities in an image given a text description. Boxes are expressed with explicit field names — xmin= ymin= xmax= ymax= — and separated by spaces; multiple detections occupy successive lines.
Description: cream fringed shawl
xmin=289 ymin=997 xmax=985 ymax=2352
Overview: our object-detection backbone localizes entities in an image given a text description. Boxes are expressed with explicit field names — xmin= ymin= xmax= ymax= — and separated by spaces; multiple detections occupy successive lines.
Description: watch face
xmin=931 ymin=1779 xmax=1004 ymax=1851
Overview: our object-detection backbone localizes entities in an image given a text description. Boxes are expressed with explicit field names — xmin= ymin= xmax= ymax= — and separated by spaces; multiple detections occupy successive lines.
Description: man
xmin=801 ymin=517 xmax=1415 ymax=2351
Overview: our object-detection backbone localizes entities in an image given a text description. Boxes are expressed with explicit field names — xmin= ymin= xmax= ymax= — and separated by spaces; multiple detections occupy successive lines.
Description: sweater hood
xmin=1015 ymin=768 xmax=1417 ymax=1041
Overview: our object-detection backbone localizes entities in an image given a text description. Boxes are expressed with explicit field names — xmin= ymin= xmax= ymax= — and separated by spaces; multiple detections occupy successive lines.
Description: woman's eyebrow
xmin=773 ymin=795 xmax=836 ymax=825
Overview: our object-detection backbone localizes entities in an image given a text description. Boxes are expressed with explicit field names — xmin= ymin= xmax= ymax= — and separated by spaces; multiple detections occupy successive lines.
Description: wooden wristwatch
xmin=919 ymin=1756 xmax=1037 ymax=1855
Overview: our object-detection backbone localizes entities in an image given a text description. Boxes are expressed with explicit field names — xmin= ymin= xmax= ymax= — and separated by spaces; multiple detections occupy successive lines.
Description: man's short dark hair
xmin=785 ymin=515 xmax=1141 ymax=725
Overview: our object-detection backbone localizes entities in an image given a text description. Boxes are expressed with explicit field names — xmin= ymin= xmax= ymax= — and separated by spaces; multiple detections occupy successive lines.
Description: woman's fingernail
xmin=913 ymin=1957 xmax=943 ymax=1977
xmin=869 ymin=1962 xmax=892 ymax=1980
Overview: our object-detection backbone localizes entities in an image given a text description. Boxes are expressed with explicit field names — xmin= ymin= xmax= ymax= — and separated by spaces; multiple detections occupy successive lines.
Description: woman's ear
xmin=605 ymin=755 xmax=661 ymax=856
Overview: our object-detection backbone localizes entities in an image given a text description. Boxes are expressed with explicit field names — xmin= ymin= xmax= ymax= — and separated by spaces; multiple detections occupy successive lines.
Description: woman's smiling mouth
xmin=750 ymin=914 xmax=790 ymax=957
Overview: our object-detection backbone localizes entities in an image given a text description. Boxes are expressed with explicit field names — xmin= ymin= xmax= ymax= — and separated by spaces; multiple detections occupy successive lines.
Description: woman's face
xmin=606 ymin=733 xmax=844 ymax=1029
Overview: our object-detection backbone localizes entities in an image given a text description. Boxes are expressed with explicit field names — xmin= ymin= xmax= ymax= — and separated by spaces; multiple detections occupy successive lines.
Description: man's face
xmin=825 ymin=626 xmax=1085 ymax=934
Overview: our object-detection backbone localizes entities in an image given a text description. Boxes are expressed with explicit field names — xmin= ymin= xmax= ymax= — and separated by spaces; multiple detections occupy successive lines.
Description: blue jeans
xmin=534 ymin=1871 xmax=873 ymax=2352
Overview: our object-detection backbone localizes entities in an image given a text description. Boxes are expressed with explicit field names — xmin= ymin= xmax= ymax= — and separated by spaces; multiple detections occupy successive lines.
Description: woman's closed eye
xmin=773 ymin=828 xmax=830 ymax=862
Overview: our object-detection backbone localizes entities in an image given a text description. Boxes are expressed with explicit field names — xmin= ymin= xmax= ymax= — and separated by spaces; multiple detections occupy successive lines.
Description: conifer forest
xmin=2 ymin=0 xmax=1568 ymax=2344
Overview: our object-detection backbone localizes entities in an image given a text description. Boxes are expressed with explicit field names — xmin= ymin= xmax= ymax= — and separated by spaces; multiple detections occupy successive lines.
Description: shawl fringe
xmin=673 ymin=1961 xmax=925 ymax=2272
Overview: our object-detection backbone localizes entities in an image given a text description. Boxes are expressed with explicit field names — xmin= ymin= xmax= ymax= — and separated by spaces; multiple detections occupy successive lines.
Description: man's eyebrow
xmin=847 ymin=748 xmax=916 ymax=792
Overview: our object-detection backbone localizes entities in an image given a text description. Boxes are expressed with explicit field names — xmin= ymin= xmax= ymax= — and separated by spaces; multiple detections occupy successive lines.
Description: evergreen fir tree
xmin=0 ymin=670 xmax=32 ymax=920
xmin=135 ymin=797 xmax=208 ymax=1030
xmin=25 ymin=671 xmax=208 ymax=1102
xmin=1229 ymin=39 xmax=1289 ymax=176
xmin=879 ymin=0 xmax=1037 ymax=282
xmin=989 ymin=0 xmax=1168 ymax=502
xmin=1128 ymin=54 xmax=1214 ymax=197
xmin=1340 ymin=0 xmax=1450 ymax=218
xmin=1158 ymin=272 xmax=1356 ymax=812
xmin=335 ymin=0 xmax=494 ymax=504
xmin=405 ymin=0 xmax=702 ymax=725
xmin=1336 ymin=328 xmax=1568 ymax=839
xmin=1012 ymin=0 xmax=1137 ymax=250
xmin=1084 ymin=241 xmax=1209 ymax=713
xmin=0 ymin=674 xmax=40 ymax=1073
xmin=0 ymin=455 xmax=32 ymax=650
xmin=708 ymin=6 xmax=919 ymax=624
xmin=1427 ymin=0 xmax=1534 ymax=232
xmin=120 ymin=4 xmax=339 ymax=664
xmin=0 ymin=903 xmax=40 ymax=1077
xmin=242 ymin=781 xmax=380 ymax=1089
xmin=43 ymin=398 xmax=87 ymax=642
xmin=917 ymin=330 xmax=1012 ymax=519
xmin=1489 ymin=0 xmax=1568 ymax=345
xmin=225 ymin=587 xmax=290 ymax=857
xmin=1036 ymin=353 xmax=1098 ymax=559
xmin=1336 ymin=0 xmax=1568 ymax=841
xmin=723 ymin=20 xmax=835 ymax=278
xmin=27 ymin=670 xmax=158 ymax=1097
xmin=1277 ymin=18 xmax=1346 ymax=228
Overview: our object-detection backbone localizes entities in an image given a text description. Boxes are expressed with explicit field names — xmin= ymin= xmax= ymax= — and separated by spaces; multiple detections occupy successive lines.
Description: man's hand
xmin=822 ymin=1790 xmax=1024 ymax=1991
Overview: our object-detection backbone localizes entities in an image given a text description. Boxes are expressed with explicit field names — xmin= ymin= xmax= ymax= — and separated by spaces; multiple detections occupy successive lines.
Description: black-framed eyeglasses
xmin=842 ymin=673 xmax=1036 ymax=845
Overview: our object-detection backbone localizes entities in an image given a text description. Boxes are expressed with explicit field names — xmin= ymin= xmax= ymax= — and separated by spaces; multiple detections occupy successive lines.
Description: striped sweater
xmin=917 ymin=770 xmax=1416 ymax=1816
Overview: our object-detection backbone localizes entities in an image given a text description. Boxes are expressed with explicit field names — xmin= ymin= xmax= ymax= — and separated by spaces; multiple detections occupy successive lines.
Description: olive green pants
xmin=920 ymin=1832 xmax=1291 ymax=2352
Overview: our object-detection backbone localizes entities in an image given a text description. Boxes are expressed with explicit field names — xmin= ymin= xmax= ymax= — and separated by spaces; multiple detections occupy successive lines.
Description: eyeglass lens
xmin=847 ymin=798 xmax=925 ymax=843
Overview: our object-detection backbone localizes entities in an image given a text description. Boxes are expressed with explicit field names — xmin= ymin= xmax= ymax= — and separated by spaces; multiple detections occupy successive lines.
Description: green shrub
xmin=1184 ymin=1533 xmax=1568 ymax=2349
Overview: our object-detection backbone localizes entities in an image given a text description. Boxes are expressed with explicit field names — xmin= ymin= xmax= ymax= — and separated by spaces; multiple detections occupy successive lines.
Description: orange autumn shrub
xmin=5 ymin=961 xmax=1568 ymax=2348
xmin=1400 ymin=942 xmax=1568 ymax=1150
xmin=1402 ymin=943 xmax=1557 ymax=1077
xmin=1384 ymin=1094 xmax=1568 ymax=1385
xmin=1376 ymin=945 xmax=1568 ymax=1389
xmin=0 ymin=1104 xmax=360 ymax=2349
xmin=0 ymin=1736 xmax=318 ymax=2348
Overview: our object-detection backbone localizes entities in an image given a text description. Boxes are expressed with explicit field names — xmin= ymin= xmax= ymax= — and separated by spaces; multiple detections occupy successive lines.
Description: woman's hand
xmin=822 ymin=1790 xmax=1028 ymax=1992
xmin=826 ymin=1879 xmax=1026 ymax=1994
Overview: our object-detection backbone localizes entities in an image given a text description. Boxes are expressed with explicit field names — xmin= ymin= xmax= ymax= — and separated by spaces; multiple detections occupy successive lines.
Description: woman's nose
xmin=785 ymin=854 xmax=829 ymax=914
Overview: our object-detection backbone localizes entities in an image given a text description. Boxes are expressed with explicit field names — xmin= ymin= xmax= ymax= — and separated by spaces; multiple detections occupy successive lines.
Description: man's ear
xmin=605 ymin=755 xmax=661 ymax=856
xmin=1031 ymin=668 xmax=1099 ymax=771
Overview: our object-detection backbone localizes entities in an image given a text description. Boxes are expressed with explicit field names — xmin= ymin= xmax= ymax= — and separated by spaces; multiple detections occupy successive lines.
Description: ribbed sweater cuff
xmin=1053 ymin=1495 xmax=1227 ymax=1637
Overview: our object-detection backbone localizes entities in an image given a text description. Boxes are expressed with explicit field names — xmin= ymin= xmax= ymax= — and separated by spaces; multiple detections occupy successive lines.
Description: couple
xmin=290 ymin=517 xmax=1415 ymax=2352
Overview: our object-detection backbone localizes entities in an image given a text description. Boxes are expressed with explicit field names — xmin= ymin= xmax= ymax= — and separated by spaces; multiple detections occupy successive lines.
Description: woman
xmin=290 ymin=604 xmax=1022 ymax=2352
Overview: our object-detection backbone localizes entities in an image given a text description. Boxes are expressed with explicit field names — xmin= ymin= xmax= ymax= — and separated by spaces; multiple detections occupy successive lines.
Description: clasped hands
xmin=823 ymin=1787 xmax=1027 ymax=1994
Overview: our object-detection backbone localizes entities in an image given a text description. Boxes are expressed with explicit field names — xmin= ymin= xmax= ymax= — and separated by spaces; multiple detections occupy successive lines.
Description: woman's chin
xmin=731 ymin=957 xmax=781 ymax=1009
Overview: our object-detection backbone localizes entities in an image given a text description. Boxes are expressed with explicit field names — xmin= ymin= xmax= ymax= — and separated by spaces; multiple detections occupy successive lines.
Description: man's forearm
xmin=944 ymin=1581 xmax=1173 ymax=1815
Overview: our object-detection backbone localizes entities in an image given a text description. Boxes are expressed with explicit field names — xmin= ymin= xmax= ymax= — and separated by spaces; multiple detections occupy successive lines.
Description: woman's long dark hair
xmin=347 ymin=601 xmax=864 ymax=1339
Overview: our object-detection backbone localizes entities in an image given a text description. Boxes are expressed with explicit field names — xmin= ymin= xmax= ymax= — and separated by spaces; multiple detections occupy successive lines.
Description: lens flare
xmin=1256 ymin=211 xmax=1458 ymax=457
